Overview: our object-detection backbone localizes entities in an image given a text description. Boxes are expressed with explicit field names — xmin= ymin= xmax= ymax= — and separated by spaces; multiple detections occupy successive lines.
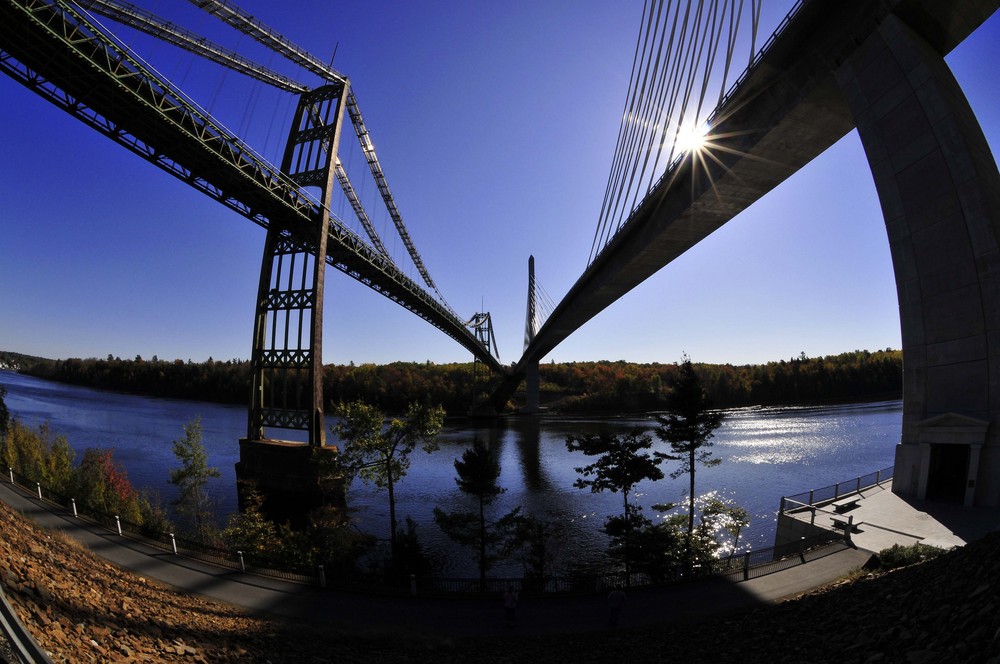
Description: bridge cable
xmin=590 ymin=0 xmax=757 ymax=266
xmin=603 ymin=0 xmax=691 ymax=249
xmin=86 ymin=0 xmax=454 ymax=313
xmin=185 ymin=0 xmax=453 ymax=312
xmin=597 ymin=0 xmax=691 ymax=258
xmin=589 ymin=0 xmax=659 ymax=265
xmin=74 ymin=0 xmax=308 ymax=92
xmin=640 ymin=0 xmax=729 ymax=212
xmin=599 ymin=0 xmax=684 ymax=260
xmin=621 ymin=0 xmax=701 ymax=236
xmin=75 ymin=0 xmax=394 ymax=260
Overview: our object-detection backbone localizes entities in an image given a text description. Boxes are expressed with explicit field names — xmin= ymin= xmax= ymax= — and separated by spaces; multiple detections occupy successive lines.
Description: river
xmin=1 ymin=370 xmax=899 ymax=575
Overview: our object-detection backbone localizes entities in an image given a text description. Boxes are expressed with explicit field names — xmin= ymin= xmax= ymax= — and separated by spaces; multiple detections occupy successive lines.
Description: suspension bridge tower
xmin=235 ymin=81 xmax=349 ymax=528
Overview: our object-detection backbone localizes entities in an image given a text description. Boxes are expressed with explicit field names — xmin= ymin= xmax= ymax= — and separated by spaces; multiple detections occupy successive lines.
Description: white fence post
xmin=71 ymin=498 xmax=78 ymax=517
xmin=36 ymin=482 xmax=42 ymax=500
xmin=115 ymin=516 xmax=122 ymax=536
xmin=7 ymin=467 xmax=13 ymax=483
xmin=170 ymin=533 xmax=178 ymax=555
xmin=238 ymin=551 xmax=245 ymax=573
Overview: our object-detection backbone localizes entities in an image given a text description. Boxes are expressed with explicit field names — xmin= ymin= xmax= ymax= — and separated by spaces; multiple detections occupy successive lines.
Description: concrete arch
xmin=837 ymin=13 xmax=1000 ymax=506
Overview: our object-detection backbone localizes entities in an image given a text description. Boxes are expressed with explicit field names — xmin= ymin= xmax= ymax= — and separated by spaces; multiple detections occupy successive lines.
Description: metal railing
xmin=780 ymin=466 xmax=893 ymax=514
xmin=0 ymin=583 xmax=53 ymax=664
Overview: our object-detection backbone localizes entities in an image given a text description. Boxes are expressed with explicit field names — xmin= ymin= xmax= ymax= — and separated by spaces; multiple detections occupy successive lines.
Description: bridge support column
xmin=836 ymin=14 xmax=1000 ymax=506
xmin=237 ymin=81 xmax=349 ymax=525
xmin=524 ymin=360 xmax=540 ymax=413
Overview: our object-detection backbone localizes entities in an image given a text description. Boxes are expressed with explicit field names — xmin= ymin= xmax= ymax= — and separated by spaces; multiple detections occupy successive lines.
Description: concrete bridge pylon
xmin=523 ymin=255 xmax=540 ymax=413
xmin=837 ymin=10 xmax=1000 ymax=507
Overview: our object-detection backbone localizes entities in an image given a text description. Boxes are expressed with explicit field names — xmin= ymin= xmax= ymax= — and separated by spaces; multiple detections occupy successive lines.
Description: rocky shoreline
xmin=1 ymin=498 xmax=998 ymax=663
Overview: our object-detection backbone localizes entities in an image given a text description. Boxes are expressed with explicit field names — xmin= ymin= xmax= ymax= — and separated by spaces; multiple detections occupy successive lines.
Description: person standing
xmin=504 ymin=586 xmax=518 ymax=628
xmin=608 ymin=588 xmax=627 ymax=627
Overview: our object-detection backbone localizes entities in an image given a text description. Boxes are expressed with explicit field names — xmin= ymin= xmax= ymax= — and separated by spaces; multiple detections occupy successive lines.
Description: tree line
xmin=542 ymin=349 xmax=902 ymax=411
xmin=10 ymin=348 xmax=902 ymax=414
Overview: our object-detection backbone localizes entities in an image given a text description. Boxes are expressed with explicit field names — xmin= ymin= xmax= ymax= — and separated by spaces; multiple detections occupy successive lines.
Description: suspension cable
xmin=186 ymin=0 xmax=448 ymax=305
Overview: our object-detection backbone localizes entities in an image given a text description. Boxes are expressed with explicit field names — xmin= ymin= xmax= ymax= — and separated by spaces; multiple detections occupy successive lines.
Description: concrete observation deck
xmin=780 ymin=479 xmax=1000 ymax=553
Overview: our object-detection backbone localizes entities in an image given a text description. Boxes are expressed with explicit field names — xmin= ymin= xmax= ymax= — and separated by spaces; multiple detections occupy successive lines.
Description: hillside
xmin=0 ymin=498 xmax=997 ymax=663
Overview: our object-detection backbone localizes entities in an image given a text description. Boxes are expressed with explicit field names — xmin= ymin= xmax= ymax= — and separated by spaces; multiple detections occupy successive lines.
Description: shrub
xmin=876 ymin=542 xmax=945 ymax=570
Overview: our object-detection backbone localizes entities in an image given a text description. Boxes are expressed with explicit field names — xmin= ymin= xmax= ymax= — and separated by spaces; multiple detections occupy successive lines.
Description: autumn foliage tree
xmin=2 ymin=418 xmax=168 ymax=531
xmin=0 ymin=384 xmax=9 ymax=440
xmin=169 ymin=417 xmax=221 ymax=545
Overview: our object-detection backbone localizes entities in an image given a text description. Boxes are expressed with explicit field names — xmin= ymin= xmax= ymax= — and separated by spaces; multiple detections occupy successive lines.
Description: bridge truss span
xmin=0 ymin=0 xmax=503 ymax=374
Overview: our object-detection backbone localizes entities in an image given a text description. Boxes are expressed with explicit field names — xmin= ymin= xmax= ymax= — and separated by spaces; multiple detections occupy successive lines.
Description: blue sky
xmin=2 ymin=2 xmax=999 ymax=367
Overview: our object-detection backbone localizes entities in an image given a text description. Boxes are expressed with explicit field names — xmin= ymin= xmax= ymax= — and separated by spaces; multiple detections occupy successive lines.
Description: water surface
xmin=1 ymin=370 xmax=899 ymax=574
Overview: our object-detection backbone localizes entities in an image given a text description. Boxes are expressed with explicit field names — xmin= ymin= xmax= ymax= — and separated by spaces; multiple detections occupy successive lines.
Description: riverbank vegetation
xmin=9 ymin=348 xmax=902 ymax=414
xmin=0 ymin=417 xmax=170 ymax=533
xmin=0 ymin=376 xmax=757 ymax=587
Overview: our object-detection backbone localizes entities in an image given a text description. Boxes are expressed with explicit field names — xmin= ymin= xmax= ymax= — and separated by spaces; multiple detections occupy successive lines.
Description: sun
xmin=675 ymin=122 xmax=711 ymax=155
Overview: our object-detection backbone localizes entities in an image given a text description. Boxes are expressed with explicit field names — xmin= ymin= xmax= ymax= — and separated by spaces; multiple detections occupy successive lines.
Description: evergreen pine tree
xmin=654 ymin=357 xmax=724 ymax=567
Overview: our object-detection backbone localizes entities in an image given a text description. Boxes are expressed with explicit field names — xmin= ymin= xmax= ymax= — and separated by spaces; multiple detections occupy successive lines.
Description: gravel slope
xmin=1 ymin=499 xmax=998 ymax=663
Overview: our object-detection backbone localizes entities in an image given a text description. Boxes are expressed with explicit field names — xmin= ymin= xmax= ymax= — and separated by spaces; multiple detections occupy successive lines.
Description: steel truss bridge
xmin=0 ymin=0 xmax=503 ymax=451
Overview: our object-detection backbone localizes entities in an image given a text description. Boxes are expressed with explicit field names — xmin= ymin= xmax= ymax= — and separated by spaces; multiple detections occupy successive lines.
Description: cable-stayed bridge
xmin=512 ymin=0 xmax=1000 ymax=508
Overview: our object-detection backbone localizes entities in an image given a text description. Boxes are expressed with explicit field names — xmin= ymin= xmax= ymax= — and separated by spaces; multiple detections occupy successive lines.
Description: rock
xmin=971 ymin=584 xmax=991 ymax=598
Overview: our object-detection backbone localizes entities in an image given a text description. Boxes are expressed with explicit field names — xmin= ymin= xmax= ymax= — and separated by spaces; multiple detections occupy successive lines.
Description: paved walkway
xmin=2 ymin=478 xmax=994 ymax=638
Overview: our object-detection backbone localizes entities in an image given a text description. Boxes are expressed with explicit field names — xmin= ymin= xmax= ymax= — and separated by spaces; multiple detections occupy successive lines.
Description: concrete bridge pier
xmin=836 ymin=12 xmax=1000 ymax=506
xmin=524 ymin=360 xmax=540 ymax=413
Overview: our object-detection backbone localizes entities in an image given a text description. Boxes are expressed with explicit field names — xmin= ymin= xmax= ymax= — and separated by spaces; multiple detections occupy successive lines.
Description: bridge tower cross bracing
xmin=236 ymin=80 xmax=349 ymax=526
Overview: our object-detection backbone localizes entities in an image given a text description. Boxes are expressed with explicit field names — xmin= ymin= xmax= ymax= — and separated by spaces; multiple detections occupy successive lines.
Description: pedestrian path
xmin=0 ymin=479 xmax=904 ymax=638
